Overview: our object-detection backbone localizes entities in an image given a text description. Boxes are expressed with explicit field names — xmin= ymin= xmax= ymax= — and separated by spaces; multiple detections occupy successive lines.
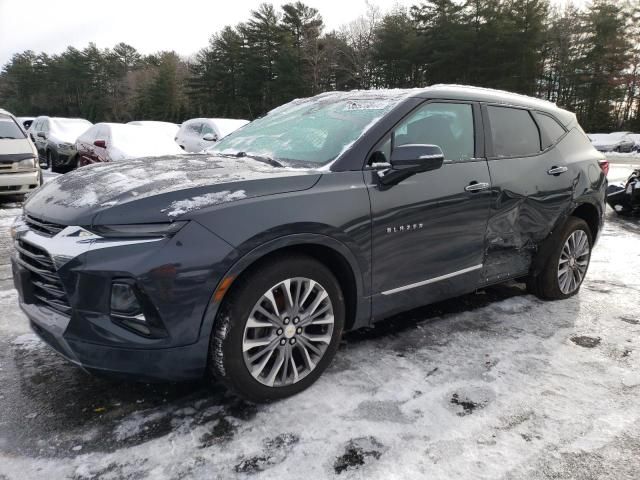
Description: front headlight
xmin=86 ymin=221 xmax=187 ymax=238
xmin=10 ymin=215 xmax=25 ymax=240
xmin=16 ymin=158 xmax=36 ymax=169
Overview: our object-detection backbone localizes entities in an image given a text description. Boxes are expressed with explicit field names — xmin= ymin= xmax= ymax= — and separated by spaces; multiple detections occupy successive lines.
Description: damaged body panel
xmin=482 ymin=124 xmax=605 ymax=285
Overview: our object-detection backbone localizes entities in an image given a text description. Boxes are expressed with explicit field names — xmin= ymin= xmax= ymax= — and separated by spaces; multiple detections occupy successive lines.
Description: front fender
xmin=196 ymin=232 xmax=371 ymax=344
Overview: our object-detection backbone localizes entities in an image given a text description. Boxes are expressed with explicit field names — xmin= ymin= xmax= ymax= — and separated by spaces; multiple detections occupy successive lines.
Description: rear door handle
xmin=547 ymin=166 xmax=568 ymax=176
xmin=465 ymin=182 xmax=490 ymax=192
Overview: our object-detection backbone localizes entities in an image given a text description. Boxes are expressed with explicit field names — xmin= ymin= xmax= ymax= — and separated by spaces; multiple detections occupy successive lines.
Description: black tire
xmin=50 ymin=151 xmax=62 ymax=173
xmin=210 ymin=254 xmax=345 ymax=402
xmin=527 ymin=217 xmax=592 ymax=300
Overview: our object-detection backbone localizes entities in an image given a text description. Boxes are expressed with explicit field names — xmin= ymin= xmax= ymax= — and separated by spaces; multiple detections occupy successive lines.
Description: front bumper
xmin=0 ymin=171 xmax=39 ymax=196
xmin=19 ymin=301 xmax=212 ymax=381
xmin=11 ymin=219 xmax=236 ymax=381
xmin=55 ymin=149 xmax=77 ymax=166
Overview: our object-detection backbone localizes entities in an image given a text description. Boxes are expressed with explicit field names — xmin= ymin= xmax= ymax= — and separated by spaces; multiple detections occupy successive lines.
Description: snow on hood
xmin=162 ymin=190 xmax=248 ymax=217
xmin=24 ymin=155 xmax=320 ymax=224
xmin=0 ymin=138 xmax=36 ymax=156
xmin=50 ymin=118 xmax=93 ymax=143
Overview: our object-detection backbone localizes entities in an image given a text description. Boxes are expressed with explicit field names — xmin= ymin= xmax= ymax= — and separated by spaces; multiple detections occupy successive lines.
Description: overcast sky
xmin=0 ymin=0 xmax=588 ymax=67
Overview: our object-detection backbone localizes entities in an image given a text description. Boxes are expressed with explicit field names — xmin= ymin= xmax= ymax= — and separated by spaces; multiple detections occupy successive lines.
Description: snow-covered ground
xmin=0 ymin=164 xmax=639 ymax=479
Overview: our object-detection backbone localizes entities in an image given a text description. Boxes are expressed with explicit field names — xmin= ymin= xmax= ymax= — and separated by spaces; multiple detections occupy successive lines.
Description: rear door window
xmin=534 ymin=112 xmax=566 ymax=149
xmin=488 ymin=106 xmax=541 ymax=157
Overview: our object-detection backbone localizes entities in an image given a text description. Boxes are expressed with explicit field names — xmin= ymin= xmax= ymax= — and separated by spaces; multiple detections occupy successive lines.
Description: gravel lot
xmin=0 ymin=161 xmax=639 ymax=479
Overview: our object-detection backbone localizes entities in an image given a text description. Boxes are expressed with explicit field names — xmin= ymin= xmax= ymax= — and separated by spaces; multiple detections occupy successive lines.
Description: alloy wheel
xmin=242 ymin=277 xmax=335 ymax=387
xmin=557 ymin=230 xmax=590 ymax=294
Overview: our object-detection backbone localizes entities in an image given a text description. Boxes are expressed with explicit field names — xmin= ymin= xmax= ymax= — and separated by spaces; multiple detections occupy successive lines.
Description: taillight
xmin=598 ymin=159 xmax=609 ymax=176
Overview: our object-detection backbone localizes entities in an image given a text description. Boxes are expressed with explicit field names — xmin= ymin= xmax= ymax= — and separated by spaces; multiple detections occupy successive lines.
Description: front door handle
xmin=547 ymin=166 xmax=568 ymax=176
xmin=465 ymin=182 xmax=490 ymax=192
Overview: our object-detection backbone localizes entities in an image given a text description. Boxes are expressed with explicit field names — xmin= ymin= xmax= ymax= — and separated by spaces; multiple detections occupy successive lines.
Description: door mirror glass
xmin=202 ymin=133 xmax=217 ymax=141
xmin=94 ymin=139 xmax=106 ymax=148
xmin=37 ymin=131 xmax=46 ymax=139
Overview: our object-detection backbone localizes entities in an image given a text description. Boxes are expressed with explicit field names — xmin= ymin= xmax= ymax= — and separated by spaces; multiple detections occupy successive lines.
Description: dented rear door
xmin=482 ymin=104 xmax=574 ymax=284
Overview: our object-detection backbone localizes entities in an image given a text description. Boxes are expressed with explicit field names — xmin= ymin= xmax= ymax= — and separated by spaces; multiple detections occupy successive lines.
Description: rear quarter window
xmin=534 ymin=112 xmax=566 ymax=149
xmin=488 ymin=106 xmax=541 ymax=158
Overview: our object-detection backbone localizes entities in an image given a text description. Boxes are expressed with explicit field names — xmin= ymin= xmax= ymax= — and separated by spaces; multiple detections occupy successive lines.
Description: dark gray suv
xmin=11 ymin=85 xmax=607 ymax=401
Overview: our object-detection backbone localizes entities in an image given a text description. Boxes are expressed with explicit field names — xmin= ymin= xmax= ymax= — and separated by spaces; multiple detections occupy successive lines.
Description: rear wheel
xmin=527 ymin=217 xmax=592 ymax=300
xmin=210 ymin=255 xmax=345 ymax=402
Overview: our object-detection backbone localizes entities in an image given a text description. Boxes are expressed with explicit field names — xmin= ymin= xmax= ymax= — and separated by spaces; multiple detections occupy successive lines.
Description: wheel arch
xmin=570 ymin=202 xmax=602 ymax=240
xmin=530 ymin=201 xmax=601 ymax=278
xmin=199 ymin=234 xmax=369 ymax=345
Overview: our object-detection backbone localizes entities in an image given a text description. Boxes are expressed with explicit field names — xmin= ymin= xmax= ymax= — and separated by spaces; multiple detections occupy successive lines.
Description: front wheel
xmin=527 ymin=217 xmax=592 ymax=300
xmin=210 ymin=255 xmax=345 ymax=402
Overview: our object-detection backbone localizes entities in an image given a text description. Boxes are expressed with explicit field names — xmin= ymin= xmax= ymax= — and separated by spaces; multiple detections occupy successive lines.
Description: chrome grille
xmin=25 ymin=214 xmax=65 ymax=237
xmin=15 ymin=240 xmax=71 ymax=315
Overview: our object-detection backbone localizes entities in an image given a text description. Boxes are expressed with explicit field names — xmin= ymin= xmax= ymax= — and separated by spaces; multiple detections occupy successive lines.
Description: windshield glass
xmin=206 ymin=93 xmax=404 ymax=166
xmin=0 ymin=115 xmax=26 ymax=139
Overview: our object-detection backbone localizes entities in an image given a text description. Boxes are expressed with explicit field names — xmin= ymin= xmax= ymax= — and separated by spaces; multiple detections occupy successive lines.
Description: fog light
xmin=111 ymin=282 xmax=143 ymax=317
xmin=110 ymin=281 xmax=166 ymax=338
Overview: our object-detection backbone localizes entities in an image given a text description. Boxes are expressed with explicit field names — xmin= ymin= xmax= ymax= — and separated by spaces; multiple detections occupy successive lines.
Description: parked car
xmin=0 ymin=109 xmax=41 ymax=198
xmin=175 ymin=118 xmax=249 ymax=152
xmin=127 ymin=121 xmax=180 ymax=138
xmin=588 ymin=132 xmax=635 ymax=152
xmin=11 ymin=86 xmax=606 ymax=402
xmin=16 ymin=116 xmax=35 ymax=131
xmin=628 ymin=133 xmax=640 ymax=152
xmin=29 ymin=116 xmax=92 ymax=172
xmin=76 ymin=123 xmax=185 ymax=166
xmin=607 ymin=168 xmax=640 ymax=215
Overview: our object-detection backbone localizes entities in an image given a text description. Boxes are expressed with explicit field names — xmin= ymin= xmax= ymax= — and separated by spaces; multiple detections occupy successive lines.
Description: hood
xmin=24 ymin=155 xmax=321 ymax=226
xmin=0 ymin=138 xmax=37 ymax=161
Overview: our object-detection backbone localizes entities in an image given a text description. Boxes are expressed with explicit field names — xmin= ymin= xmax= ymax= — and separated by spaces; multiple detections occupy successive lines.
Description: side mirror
xmin=202 ymin=133 xmax=217 ymax=142
xmin=37 ymin=132 xmax=46 ymax=139
xmin=94 ymin=139 xmax=106 ymax=148
xmin=378 ymin=144 xmax=444 ymax=186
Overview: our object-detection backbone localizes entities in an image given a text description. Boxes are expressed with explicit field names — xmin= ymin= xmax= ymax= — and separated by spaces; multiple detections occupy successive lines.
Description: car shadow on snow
xmin=0 ymin=281 xmax=528 ymax=459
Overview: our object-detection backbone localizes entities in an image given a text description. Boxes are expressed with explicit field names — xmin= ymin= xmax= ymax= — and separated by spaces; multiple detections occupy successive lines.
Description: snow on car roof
xmin=49 ymin=118 xmax=93 ymax=142
xmin=105 ymin=123 xmax=183 ymax=159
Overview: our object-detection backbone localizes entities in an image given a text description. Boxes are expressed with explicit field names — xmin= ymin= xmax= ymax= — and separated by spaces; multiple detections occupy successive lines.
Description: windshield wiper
xmin=235 ymin=151 xmax=284 ymax=168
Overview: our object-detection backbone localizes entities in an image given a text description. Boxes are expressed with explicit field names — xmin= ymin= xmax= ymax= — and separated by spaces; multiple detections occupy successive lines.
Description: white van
xmin=0 ymin=109 xmax=41 ymax=198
